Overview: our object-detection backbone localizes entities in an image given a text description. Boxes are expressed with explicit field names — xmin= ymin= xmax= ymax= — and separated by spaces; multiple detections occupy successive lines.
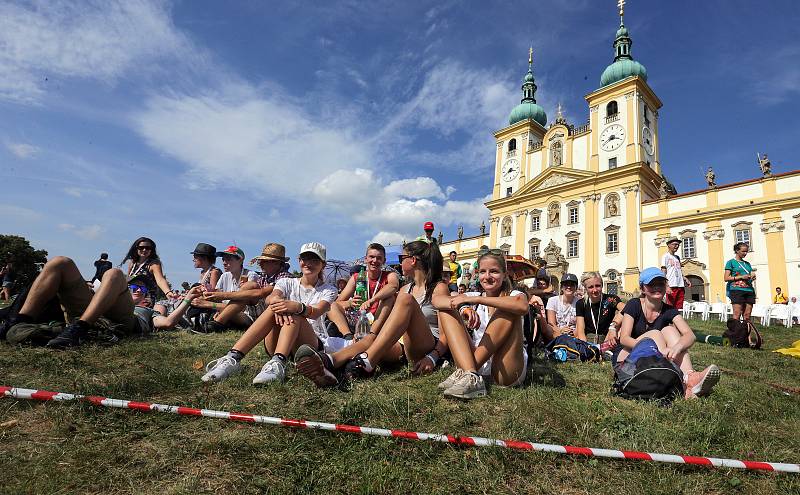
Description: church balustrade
xmin=506 ymin=149 xmax=517 ymax=157
xmin=604 ymin=114 xmax=620 ymax=124
xmin=570 ymin=123 xmax=590 ymax=135
xmin=528 ymin=140 xmax=543 ymax=151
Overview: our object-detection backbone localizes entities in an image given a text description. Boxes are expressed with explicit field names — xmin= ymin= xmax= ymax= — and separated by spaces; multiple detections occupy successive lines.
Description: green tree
xmin=0 ymin=235 xmax=48 ymax=289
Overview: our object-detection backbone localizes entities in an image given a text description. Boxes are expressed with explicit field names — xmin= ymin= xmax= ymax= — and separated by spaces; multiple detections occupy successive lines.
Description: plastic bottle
xmin=553 ymin=348 xmax=568 ymax=362
xmin=355 ymin=266 xmax=367 ymax=302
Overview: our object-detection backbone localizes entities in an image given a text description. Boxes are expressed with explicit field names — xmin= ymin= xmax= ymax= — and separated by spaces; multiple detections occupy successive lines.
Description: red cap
xmin=423 ymin=221 xmax=435 ymax=231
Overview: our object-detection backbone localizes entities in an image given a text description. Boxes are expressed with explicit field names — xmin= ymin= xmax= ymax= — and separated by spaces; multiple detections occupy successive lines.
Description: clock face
xmin=502 ymin=158 xmax=520 ymax=182
xmin=642 ymin=126 xmax=654 ymax=155
xmin=600 ymin=124 xmax=625 ymax=152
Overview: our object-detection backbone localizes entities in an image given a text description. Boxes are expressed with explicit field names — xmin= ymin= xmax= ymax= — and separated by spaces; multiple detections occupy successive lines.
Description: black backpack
xmin=545 ymin=334 xmax=601 ymax=362
xmin=724 ymin=318 xmax=762 ymax=349
xmin=612 ymin=355 xmax=685 ymax=403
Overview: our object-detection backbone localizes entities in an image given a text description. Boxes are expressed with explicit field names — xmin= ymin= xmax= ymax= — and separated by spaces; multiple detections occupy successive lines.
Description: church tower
xmin=586 ymin=0 xmax=662 ymax=175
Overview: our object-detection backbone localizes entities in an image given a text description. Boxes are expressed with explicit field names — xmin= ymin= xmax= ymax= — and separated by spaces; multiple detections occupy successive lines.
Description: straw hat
xmin=250 ymin=242 xmax=289 ymax=263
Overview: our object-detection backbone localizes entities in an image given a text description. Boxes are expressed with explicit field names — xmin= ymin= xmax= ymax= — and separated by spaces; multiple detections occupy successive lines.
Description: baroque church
xmin=440 ymin=4 xmax=800 ymax=301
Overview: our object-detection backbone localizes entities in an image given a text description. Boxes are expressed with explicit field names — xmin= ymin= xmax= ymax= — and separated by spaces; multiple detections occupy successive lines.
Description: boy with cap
xmin=417 ymin=221 xmax=436 ymax=244
xmin=661 ymin=237 xmax=691 ymax=309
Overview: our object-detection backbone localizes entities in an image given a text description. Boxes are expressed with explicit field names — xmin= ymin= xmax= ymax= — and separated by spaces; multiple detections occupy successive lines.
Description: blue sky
xmin=1 ymin=0 xmax=798 ymax=285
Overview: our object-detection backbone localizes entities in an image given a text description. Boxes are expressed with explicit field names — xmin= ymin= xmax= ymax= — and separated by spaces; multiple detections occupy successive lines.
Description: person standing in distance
xmin=661 ymin=238 xmax=691 ymax=309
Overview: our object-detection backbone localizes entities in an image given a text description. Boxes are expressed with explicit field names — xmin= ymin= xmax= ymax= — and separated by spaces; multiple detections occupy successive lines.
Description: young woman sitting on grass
xmin=122 ymin=237 xmax=175 ymax=307
xmin=294 ymin=240 xmax=453 ymax=386
xmin=539 ymin=273 xmax=579 ymax=343
xmin=438 ymin=249 xmax=529 ymax=399
xmin=575 ymin=271 xmax=624 ymax=345
xmin=190 ymin=246 xmax=256 ymax=331
xmin=201 ymin=242 xmax=337 ymax=385
xmin=616 ymin=267 xmax=720 ymax=399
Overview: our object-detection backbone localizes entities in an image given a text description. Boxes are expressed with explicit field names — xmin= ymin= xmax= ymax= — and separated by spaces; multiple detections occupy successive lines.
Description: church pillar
xmin=493 ymin=142 xmax=503 ymax=199
xmin=489 ymin=217 xmax=500 ymax=249
xmin=624 ymin=91 xmax=637 ymax=164
xmin=582 ymin=193 xmax=600 ymax=270
xmin=761 ymin=212 xmax=788 ymax=298
xmin=622 ymin=184 xmax=641 ymax=292
xmin=514 ymin=210 xmax=528 ymax=256
xmin=589 ymin=105 xmax=599 ymax=172
xmin=703 ymin=222 xmax=726 ymax=302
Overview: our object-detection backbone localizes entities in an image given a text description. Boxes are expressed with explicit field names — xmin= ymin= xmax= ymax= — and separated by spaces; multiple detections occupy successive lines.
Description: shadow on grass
xmin=525 ymin=352 xmax=566 ymax=389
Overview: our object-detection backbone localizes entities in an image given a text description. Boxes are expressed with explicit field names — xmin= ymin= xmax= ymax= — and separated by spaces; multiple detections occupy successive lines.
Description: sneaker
xmin=444 ymin=372 xmax=487 ymax=400
xmin=342 ymin=353 xmax=375 ymax=380
xmin=252 ymin=357 xmax=286 ymax=385
xmin=437 ymin=368 xmax=466 ymax=390
xmin=202 ymin=319 xmax=226 ymax=334
xmin=46 ymin=321 xmax=90 ymax=349
xmin=685 ymin=365 xmax=720 ymax=398
xmin=201 ymin=356 xmax=242 ymax=383
xmin=295 ymin=344 xmax=338 ymax=388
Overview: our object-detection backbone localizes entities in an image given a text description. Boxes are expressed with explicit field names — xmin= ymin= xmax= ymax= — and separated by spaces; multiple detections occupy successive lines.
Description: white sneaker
xmin=252 ymin=357 xmax=286 ymax=385
xmin=438 ymin=368 xmax=466 ymax=390
xmin=444 ymin=372 xmax=487 ymax=400
xmin=201 ymin=355 xmax=242 ymax=383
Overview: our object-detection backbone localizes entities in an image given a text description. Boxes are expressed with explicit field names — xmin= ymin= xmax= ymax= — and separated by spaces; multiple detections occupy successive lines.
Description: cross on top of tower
xmin=618 ymin=0 xmax=625 ymax=17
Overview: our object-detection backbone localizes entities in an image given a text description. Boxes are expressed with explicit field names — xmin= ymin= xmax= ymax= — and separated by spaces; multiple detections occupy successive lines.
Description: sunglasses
xmin=478 ymin=248 xmax=504 ymax=256
xmin=299 ymin=256 xmax=322 ymax=264
xmin=398 ymin=254 xmax=416 ymax=262
xmin=137 ymin=245 xmax=153 ymax=251
xmin=128 ymin=284 xmax=149 ymax=294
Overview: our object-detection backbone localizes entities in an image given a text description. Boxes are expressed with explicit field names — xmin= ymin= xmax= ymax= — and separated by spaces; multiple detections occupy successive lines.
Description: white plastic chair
xmin=708 ymin=302 xmax=727 ymax=322
xmin=751 ymin=304 xmax=769 ymax=326
xmin=689 ymin=301 xmax=710 ymax=321
xmin=766 ymin=304 xmax=791 ymax=328
xmin=791 ymin=303 xmax=800 ymax=325
xmin=682 ymin=302 xmax=695 ymax=319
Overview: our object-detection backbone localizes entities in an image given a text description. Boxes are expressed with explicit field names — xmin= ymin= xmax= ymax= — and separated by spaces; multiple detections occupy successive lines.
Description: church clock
xmin=502 ymin=158 xmax=520 ymax=181
xmin=642 ymin=126 xmax=654 ymax=155
xmin=600 ymin=124 xmax=625 ymax=152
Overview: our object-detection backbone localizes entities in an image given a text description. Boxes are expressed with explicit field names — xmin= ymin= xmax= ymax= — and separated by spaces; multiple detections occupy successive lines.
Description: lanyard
xmin=589 ymin=296 xmax=603 ymax=334
xmin=367 ymin=271 xmax=383 ymax=301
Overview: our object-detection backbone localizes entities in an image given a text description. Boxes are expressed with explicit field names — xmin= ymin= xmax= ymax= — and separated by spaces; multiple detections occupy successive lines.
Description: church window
xmin=501 ymin=216 xmax=513 ymax=238
xmin=567 ymin=237 xmax=579 ymax=258
xmin=531 ymin=214 xmax=540 ymax=231
xmin=606 ymin=100 xmax=619 ymax=120
xmin=606 ymin=232 xmax=619 ymax=253
xmin=604 ymin=193 xmax=620 ymax=217
xmin=682 ymin=236 xmax=696 ymax=259
xmin=643 ymin=106 xmax=651 ymax=127
xmin=568 ymin=205 xmax=579 ymax=224
xmin=607 ymin=282 xmax=619 ymax=295
xmin=499 ymin=243 xmax=511 ymax=255
xmin=547 ymin=203 xmax=560 ymax=228
xmin=528 ymin=238 xmax=540 ymax=259
xmin=732 ymin=221 xmax=753 ymax=252
xmin=508 ymin=139 xmax=516 ymax=152
xmin=608 ymin=157 xmax=617 ymax=169
xmin=506 ymin=187 xmax=513 ymax=197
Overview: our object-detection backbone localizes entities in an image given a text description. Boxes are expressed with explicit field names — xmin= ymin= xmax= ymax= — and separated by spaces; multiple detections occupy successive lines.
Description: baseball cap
xmin=561 ymin=273 xmax=578 ymax=285
xmin=639 ymin=267 xmax=667 ymax=285
xmin=216 ymin=245 xmax=244 ymax=259
xmin=423 ymin=221 xmax=435 ymax=231
xmin=300 ymin=242 xmax=327 ymax=262
xmin=535 ymin=268 xmax=549 ymax=280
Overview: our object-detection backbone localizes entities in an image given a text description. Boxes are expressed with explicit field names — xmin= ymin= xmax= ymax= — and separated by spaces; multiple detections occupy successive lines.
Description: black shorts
xmin=729 ymin=291 xmax=755 ymax=305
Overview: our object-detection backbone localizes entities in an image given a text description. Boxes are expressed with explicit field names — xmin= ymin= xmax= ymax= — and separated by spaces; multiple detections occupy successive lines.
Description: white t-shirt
xmin=661 ymin=252 xmax=684 ymax=288
xmin=215 ymin=269 xmax=257 ymax=302
xmin=466 ymin=290 xmax=528 ymax=376
xmin=546 ymin=295 xmax=578 ymax=333
xmin=273 ymin=277 xmax=338 ymax=341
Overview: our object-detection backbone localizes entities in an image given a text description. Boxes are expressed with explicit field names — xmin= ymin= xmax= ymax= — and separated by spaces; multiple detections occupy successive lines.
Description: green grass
xmin=1 ymin=319 xmax=799 ymax=494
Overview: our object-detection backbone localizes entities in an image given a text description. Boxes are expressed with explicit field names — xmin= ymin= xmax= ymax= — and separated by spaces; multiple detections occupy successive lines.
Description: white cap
xmin=299 ymin=242 xmax=327 ymax=262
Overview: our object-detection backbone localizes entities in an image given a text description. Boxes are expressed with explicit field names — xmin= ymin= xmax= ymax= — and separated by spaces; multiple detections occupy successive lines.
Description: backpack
xmin=0 ymin=285 xmax=63 ymax=341
xmin=612 ymin=338 xmax=685 ymax=403
xmin=724 ymin=317 xmax=763 ymax=349
xmin=545 ymin=334 xmax=601 ymax=362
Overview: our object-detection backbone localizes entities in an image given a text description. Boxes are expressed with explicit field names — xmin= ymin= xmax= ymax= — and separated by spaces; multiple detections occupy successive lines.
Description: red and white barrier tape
xmin=2 ymin=386 xmax=797 ymax=473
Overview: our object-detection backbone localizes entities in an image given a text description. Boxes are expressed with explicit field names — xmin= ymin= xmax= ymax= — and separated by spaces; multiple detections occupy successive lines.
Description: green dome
xmin=524 ymin=71 xmax=534 ymax=83
xmin=508 ymin=102 xmax=547 ymax=127
xmin=600 ymin=58 xmax=647 ymax=87
xmin=616 ymin=24 xmax=629 ymax=38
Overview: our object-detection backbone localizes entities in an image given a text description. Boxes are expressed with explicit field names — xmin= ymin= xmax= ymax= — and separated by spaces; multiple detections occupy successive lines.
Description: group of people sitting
xmin=1 ymin=234 xmax=721 ymax=401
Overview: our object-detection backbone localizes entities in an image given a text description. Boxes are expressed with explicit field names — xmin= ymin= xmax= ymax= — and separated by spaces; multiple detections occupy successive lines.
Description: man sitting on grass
xmin=199 ymin=242 xmax=291 ymax=333
xmin=189 ymin=245 xmax=255 ymax=332
xmin=4 ymin=256 xmax=202 ymax=348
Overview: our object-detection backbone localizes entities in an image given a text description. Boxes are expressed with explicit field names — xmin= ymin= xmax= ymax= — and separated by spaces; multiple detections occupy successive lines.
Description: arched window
xmin=606 ymin=101 xmax=618 ymax=117
xmin=508 ymin=139 xmax=517 ymax=152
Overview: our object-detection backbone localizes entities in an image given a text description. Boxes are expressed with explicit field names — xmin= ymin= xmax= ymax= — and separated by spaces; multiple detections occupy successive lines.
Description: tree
xmin=0 ymin=235 xmax=48 ymax=289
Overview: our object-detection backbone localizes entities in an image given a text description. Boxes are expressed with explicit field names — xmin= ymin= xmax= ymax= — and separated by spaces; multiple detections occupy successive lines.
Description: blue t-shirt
xmin=724 ymin=258 xmax=754 ymax=293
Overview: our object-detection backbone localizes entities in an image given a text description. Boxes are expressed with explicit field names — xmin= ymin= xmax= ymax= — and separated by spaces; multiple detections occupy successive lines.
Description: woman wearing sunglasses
xmin=294 ymin=240 xmax=458 ymax=385
xmin=541 ymin=273 xmax=580 ymax=342
xmin=438 ymin=249 xmax=529 ymax=399
xmin=201 ymin=242 xmax=338 ymax=385
xmin=121 ymin=237 xmax=174 ymax=307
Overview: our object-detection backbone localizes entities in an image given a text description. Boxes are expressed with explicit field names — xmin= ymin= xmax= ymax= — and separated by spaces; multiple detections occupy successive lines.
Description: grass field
xmin=1 ymin=317 xmax=799 ymax=494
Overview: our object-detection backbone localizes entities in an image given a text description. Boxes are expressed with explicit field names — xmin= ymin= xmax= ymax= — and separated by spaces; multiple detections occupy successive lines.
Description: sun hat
xmin=423 ymin=221 xmax=435 ymax=231
xmin=190 ymin=243 xmax=217 ymax=258
xmin=666 ymin=237 xmax=681 ymax=245
xmin=639 ymin=267 xmax=668 ymax=285
xmin=217 ymin=245 xmax=245 ymax=259
xmin=300 ymin=242 xmax=327 ymax=262
xmin=250 ymin=242 xmax=289 ymax=264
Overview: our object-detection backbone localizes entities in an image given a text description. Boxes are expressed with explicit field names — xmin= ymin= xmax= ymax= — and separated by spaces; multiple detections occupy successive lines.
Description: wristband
xmin=457 ymin=302 xmax=472 ymax=311
xmin=425 ymin=353 xmax=437 ymax=366
xmin=212 ymin=302 xmax=217 ymax=310
xmin=182 ymin=299 xmax=191 ymax=306
xmin=296 ymin=303 xmax=307 ymax=316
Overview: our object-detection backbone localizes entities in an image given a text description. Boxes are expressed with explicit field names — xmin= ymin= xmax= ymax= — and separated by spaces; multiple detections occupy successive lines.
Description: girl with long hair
xmin=121 ymin=237 xmax=173 ymax=307
xmin=724 ymin=242 xmax=756 ymax=322
xmin=439 ymin=249 xmax=529 ymax=399
xmin=575 ymin=272 xmax=624 ymax=345
xmin=201 ymin=242 xmax=337 ymax=385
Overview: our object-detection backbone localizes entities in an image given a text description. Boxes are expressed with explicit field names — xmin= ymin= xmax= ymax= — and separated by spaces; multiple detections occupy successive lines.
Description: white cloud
xmin=58 ymin=223 xmax=75 ymax=231
xmin=0 ymin=0 xmax=195 ymax=103
xmin=5 ymin=142 xmax=39 ymax=158
xmin=384 ymin=177 xmax=445 ymax=200
xmin=0 ymin=204 xmax=43 ymax=222
xmin=57 ymin=222 xmax=103 ymax=240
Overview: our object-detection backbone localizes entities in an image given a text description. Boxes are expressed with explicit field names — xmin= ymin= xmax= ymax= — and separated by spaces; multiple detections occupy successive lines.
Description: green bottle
xmin=355 ymin=266 xmax=367 ymax=302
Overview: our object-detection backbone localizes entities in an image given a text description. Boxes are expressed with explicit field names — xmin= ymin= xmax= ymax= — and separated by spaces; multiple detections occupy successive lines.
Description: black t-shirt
xmin=92 ymin=259 xmax=113 ymax=281
xmin=576 ymin=293 xmax=621 ymax=335
xmin=622 ymin=298 xmax=680 ymax=339
xmin=538 ymin=291 xmax=556 ymax=309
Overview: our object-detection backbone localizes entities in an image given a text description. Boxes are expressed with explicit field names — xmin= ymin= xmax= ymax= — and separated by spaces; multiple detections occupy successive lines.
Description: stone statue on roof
xmin=705 ymin=166 xmax=716 ymax=187
xmin=479 ymin=220 xmax=486 ymax=235
xmin=437 ymin=231 xmax=444 ymax=244
xmin=457 ymin=225 xmax=463 ymax=240
xmin=758 ymin=153 xmax=772 ymax=177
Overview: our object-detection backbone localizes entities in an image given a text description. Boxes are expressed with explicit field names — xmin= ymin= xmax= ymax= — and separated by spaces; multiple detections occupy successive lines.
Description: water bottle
xmin=553 ymin=348 xmax=568 ymax=362
xmin=355 ymin=267 xmax=367 ymax=303
xmin=354 ymin=310 xmax=372 ymax=340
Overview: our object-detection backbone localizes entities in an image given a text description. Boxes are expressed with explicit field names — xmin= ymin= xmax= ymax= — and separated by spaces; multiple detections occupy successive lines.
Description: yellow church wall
xmin=667 ymin=194 xmax=706 ymax=214
xmin=781 ymin=209 xmax=800 ymax=299
xmin=528 ymin=150 xmax=542 ymax=180
xmin=717 ymin=183 xmax=761 ymax=205
xmin=776 ymin=175 xmax=800 ymax=195
xmin=572 ymin=134 xmax=589 ymax=171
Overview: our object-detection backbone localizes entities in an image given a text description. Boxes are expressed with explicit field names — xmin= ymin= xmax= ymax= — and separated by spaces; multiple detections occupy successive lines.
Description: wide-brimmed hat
xmin=300 ymin=242 xmax=327 ymax=262
xmin=190 ymin=243 xmax=217 ymax=258
xmin=250 ymin=242 xmax=289 ymax=263
xmin=666 ymin=237 xmax=681 ymax=245
xmin=217 ymin=245 xmax=245 ymax=260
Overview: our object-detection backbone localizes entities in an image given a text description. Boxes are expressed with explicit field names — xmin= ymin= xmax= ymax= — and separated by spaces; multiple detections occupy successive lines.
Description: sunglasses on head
xmin=478 ymin=248 xmax=504 ymax=256
xmin=128 ymin=284 xmax=148 ymax=294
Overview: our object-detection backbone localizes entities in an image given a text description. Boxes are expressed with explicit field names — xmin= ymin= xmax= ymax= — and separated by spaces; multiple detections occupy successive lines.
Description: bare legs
xmin=228 ymin=307 xmax=318 ymax=359
xmin=19 ymin=256 xmax=84 ymax=319
xmin=616 ymin=326 xmax=693 ymax=375
xmin=360 ymin=291 xmax=435 ymax=366
xmin=731 ymin=302 xmax=753 ymax=322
